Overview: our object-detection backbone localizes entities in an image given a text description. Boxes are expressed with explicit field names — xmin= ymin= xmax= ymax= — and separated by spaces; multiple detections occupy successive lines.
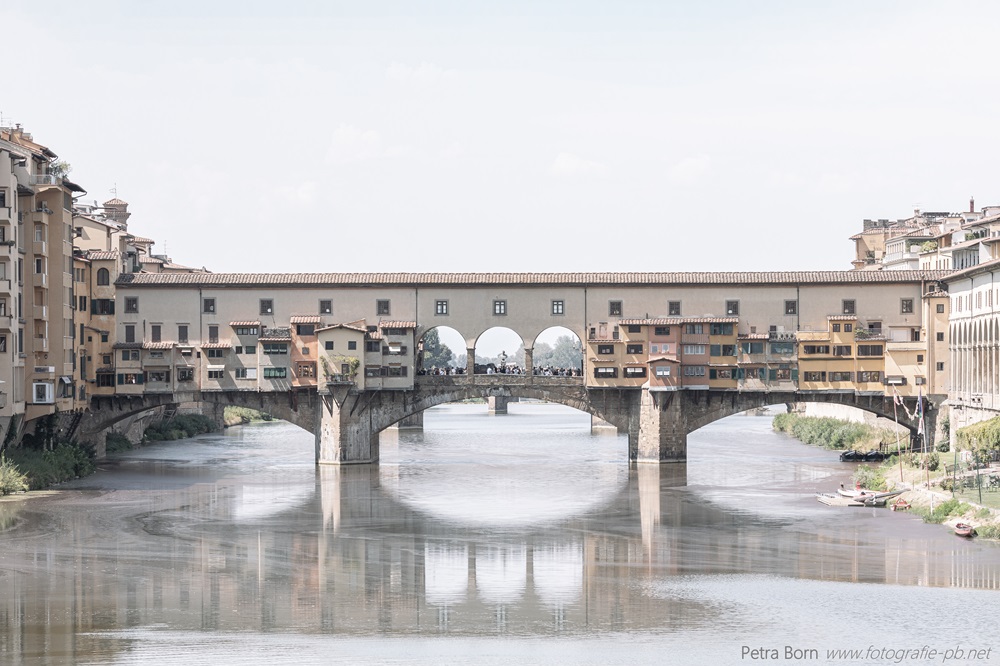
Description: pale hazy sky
xmin=6 ymin=1 xmax=1000 ymax=276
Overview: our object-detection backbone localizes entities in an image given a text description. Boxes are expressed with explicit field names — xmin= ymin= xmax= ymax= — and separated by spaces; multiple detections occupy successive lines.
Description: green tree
xmin=422 ymin=328 xmax=455 ymax=368
xmin=548 ymin=335 xmax=583 ymax=369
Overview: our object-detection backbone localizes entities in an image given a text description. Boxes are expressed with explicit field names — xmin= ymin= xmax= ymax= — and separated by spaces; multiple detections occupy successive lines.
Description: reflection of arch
xmin=424 ymin=542 xmax=469 ymax=606
xmin=533 ymin=542 xmax=583 ymax=607
xmin=476 ymin=544 xmax=527 ymax=605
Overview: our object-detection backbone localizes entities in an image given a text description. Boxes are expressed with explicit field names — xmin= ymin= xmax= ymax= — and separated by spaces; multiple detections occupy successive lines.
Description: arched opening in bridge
xmin=474 ymin=327 xmax=525 ymax=374
xmin=417 ymin=325 xmax=466 ymax=375
xmin=531 ymin=326 xmax=583 ymax=376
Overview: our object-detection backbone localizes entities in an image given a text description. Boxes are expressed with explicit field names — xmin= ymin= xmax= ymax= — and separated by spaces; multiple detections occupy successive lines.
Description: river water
xmin=1 ymin=404 xmax=999 ymax=666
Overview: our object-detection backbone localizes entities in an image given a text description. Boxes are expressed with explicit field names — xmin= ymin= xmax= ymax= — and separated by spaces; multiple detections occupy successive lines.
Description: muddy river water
xmin=1 ymin=404 xmax=999 ymax=665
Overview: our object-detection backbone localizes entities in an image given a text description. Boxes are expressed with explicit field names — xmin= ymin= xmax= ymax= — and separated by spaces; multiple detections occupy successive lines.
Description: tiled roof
xmin=112 ymin=342 xmax=143 ymax=349
xmin=647 ymin=354 xmax=679 ymax=363
xmin=943 ymin=257 xmax=1000 ymax=282
xmin=259 ymin=333 xmax=292 ymax=342
xmin=128 ymin=235 xmax=155 ymax=244
xmin=229 ymin=320 xmax=261 ymax=327
xmin=143 ymin=341 xmax=174 ymax=350
xmin=114 ymin=270 xmax=955 ymax=288
xmin=737 ymin=333 xmax=769 ymax=339
xmin=141 ymin=256 xmax=166 ymax=265
xmin=827 ymin=315 xmax=859 ymax=321
xmin=317 ymin=323 xmax=367 ymax=333
xmin=380 ymin=320 xmax=416 ymax=329
xmin=619 ymin=316 xmax=740 ymax=325
xmin=290 ymin=315 xmax=322 ymax=324
xmin=86 ymin=250 xmax=120 ymax=261
xmin=201 ymin=342 xmax=233 ymax=349
xmin=103 ymin=197 xmax=128 ymax=206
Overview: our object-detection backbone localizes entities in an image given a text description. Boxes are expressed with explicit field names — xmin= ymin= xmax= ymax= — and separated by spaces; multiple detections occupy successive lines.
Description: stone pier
xmin=395 ymin=411 xmax=425 ymax=429
xmin=487 ymin=395 xmax=511 ymax=414
xmin=316 ymin=391 xmax=378 ymax=465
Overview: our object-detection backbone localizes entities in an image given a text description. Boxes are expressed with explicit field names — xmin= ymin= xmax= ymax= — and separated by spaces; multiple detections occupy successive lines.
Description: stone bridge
xmin=78 ymin=376 xmax=941 ymax=465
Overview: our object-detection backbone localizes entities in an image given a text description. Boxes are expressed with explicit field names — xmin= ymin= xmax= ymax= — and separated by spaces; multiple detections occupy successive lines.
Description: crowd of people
xmin=416 ymin=364 xmax=580 ymax=376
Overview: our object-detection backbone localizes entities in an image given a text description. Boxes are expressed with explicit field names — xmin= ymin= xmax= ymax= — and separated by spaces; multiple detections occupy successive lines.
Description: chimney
xmin=970 ymin=196 xmax=975 ymax=213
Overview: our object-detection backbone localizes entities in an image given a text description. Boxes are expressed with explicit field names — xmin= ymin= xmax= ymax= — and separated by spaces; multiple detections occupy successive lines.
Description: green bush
xmin=974 ymin=524 xmax=1000 ymax=539
xmin=0 ymin=456 xmax=29 ymax=495
xmin=143 ymin=414 xmax=217 ymax=442
xmin=105 ymin=432 xmax=133 ymax=453
xmin=7 ymin=443 xmax=95 ymax=490
xmin=913 ymin=498 xmax=971 ymax=524
xmin=223 ymin=406 xmax=273 ymax=427
xmin=852 ymin=464 xmax=887 ymax=491
xmin=772 ymin=414 xmax=891 ymax=451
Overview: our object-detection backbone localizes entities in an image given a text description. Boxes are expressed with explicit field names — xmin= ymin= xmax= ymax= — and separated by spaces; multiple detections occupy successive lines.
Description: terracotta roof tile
xmin=86 ymin=250 xmax=120 ymax=261
xmin=290 ymin=315 xmax=322 ymax=324
xmin=229 ymin=321 xmax=261 ymax=327
xmin=827 ymin=315 xmax=859 ymax=321
xmin=143 ymin=341 xmax=174 ymax=350
xmin=114 ymin=270 xmax=955 ymax=288
xmin=201 ymin=342 xmax=233 ymax=349
xmin=380 ymin=321 xmax=416 ymax=329
xmin=317 ymin=323 xmax=367 ymax=334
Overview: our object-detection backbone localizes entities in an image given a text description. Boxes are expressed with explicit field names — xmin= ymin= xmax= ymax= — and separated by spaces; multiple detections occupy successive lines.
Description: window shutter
xmin=117 ymin=373 xmax=124 ymax=385
xmin=791 ymin=369 xmax=799 ymax=381
xmin=109 ymin=301 xmax=115 ymax=314
xmin=768 ymin=369 xmax=777 ymax=381
xmin=136 ymin=373 xmax=144 ymax=384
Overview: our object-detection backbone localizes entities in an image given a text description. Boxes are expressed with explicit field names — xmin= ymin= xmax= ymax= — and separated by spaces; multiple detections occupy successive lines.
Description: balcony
xmin=30 ymin=174 xmax=58 ymax=186
xmin=33 ymin=305 xmax=48 ymax=320
xmin=32 ymin=272 xmax=47 ymax=288
xmin=33 ymin=240 xmax=47 ymax=256
xmin=34 ymin=336 xmax=49 ymax=352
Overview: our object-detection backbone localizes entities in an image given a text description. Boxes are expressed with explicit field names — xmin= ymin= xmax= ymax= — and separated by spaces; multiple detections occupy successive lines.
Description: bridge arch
xmin=472 ymin=326 xmax=526 ymax=373
xmin=417 ymin=325 xmax=466 ymax=373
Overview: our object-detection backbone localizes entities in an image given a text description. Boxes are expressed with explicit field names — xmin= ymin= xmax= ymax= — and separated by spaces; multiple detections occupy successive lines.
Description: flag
xmin=917 ymin=387 xmax=924 ymax=436
xmin=892 ymin=388 xmax=903 ymax=406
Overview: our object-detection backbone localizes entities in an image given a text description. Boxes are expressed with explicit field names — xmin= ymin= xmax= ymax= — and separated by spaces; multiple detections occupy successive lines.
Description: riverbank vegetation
xmin=2 ymin=443 xmax=95 ymax=491
xmin=0 ymin=456 xmax=29 ymax=495
xmin=223 ymin=406 xmax=273 ymax=427
xmin=143 ymin=414 xmax=217 ymax=442
xmin=772 ymin=413 xmax=899 ymax=451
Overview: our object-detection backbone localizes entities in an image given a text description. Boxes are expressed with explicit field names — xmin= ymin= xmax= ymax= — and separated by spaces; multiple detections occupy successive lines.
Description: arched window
xmin=96 ymin=267 xmax=110 ymax=285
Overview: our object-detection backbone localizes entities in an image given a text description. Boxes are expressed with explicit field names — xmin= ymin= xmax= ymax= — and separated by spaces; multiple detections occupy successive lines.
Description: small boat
xmin=856 ymin=490 xmax=903 ymax=507
xmin=890 ymin=498 xmax=911 ymax=511
xmin=954 ymin=523 xmax=976 ymax=538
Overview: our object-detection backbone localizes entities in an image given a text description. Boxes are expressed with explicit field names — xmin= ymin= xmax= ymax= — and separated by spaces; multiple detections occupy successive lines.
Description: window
xmin=245 ymin=344 xmax=256 ymax=354
xmin=725 ymin=300 xmax=739 ymax=316
xmin=209 ymin=325 xmax=219 ymax=343
xmin=624 ymin=367 xmax=647 ymax=378
xmin=0 ymin=335 xmax=5 ymax=352
xmin=609 ymin=301 xmax=622 ymax=317
xmin=296 ymin=324 xmax=315 ymax=336
xmin=234 ymin=326 xmax=258 ymax=336
xmin=366 ymin=341 xmax=381 ymax=353
xmin=654 ymin=326 xmax=671 ymax=336
xmin=97 ymin=267 xmax=110 ymax=285
xmin=936 ymin=304 xmax=945 ymax=314
xmin=263 ymin=367 xmax=287 ymax=379
xmin=203 ymin=298 xmax=216 ymax=314
xmin=842 ymin=299 xmax=855 ymax=315
xmin=101 ymin=332 xmax=109 ymax=343
xmin=91 ymin=299 xmax=114 ymax=315
xmin=682 ymin=344 xmax=706 ymax=355
xmin=385 ymin=366 xmax=408 ymax=377
xmin=177 ymin=368 xmax=194 ymax=382
xmin=917 ymin=354 xmax=924 ymax=363
xmin=901 ymin=298 xmax=914 ymax=314
xmin=120 ymin=349 xmax=139 ymax=361
xmin=117 ymin=373 xmax=143 ymax=385
xmin=803 ymin=371 xmax=826 ymax=382
xmin=832 ymin=324 xmax=840 ymax=332
xmin=348 ymin=341 xmax=357 ymax=350
xmin=493 ymin=300 xmax=507 ymax=316
xmin=594 ymin=367 xmax=618 ymax=378
xmin=235 ymin=346 xmax=243 ymax=354
xmin=784 ymin=300 xmax=798 ymax=315
xmin=383 ymin=345 xmax=408 ymax=355
xmin=235 ymin=368 xmax=258 ymax=380
xmin=376 ymin=299 xmax=391 ymax=316
xmin=802 ymin=345 xmax=829 ymax=355
xmin=124 ymin=324 xmax=135 ymax=343
xmin=684 ymin=324 xmax=703 ymax=335
xmin=668 ymin=301 xmax=681 ymax=316
xmin=597 ymin=344 xmax=615 ymax=355
xmin=151 ymin=325 xmax=161 ymax=343
xmin=741 ymin=341 xmax=764 ymax=354
xmin=551 ymin=300 xmax=564 ymax=315
xmin=829 ymin=371 xmax=852 ymax=382
xmin=263 ymin=343 xmax=288 ymax=355
xmin=915 ymin=376 xmax=926 ymax=385
xmin=325 ymin=341 xmax=334 ymax=350
xmin=936 ymin=362 xmax=945 ymax=371
xmin=320 ymin=300 xmax=332 ymax=315
xmin=206 ymin=349 xmax=224 ymax=358
xmin=208 ymin=369 xmax=224 ymax=380
xmin=178 ymin=325 xmax=188 ymax=343
xmin=365 ymin=367 xmax=381 ymax=378
xmin=683 ymin=366 xmax=706 ymax=376
xmin=936 ymin=332 xmax=944 ymax=342
xmin=833 ymin=345 xmax=852 ymax=356
xmin=147 ymin=370 xmax=171 ymax=383
xmin=96 ymin=373 xmax=115 ymax=387
xmin=78 ymin=295 xmax=86 ymax=312
xmin=844 ymin=324 xmax=853 ymax=333
xmin=857 ymin=344 xmax=883 ymax=357
xmin=297 ymin=363 xmax=316 ymax=378
xmin=301 ymin=346 xmax=310 ymax=355
xmin=709 ymin=369 xmax=733 ymax=379
xmin=654 ymin=365 xmax=671 ymax=377
xmin=260 ymin=299 xmax=273 ymax=315
xmin=710 ymin=323 xmax=733 ymax=335
xmin=435 ymin=300 xmax=449 ymax=316
xmin=124 ymin=297 xmax=138 ymax=313
xmin=858 ymin=371 xmax=881 ymax=383
xmin=626 ymin=344 xmax=643 ymax=354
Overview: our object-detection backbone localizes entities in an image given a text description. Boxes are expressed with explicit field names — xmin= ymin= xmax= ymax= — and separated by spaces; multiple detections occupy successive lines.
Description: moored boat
xmin=955 ymin=523 xmax=976 ymax=538
xmin=890 ymin=498 xmax=911 ymax=511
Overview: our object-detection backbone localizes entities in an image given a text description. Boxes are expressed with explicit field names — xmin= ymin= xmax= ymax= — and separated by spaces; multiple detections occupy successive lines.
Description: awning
xmin=290 ymin=315 xmax=322 ymax=324
xmin=206 ymin=365 xmax=226 ymax=371
xmin=59 ymin=375 xmax=73 ymax=384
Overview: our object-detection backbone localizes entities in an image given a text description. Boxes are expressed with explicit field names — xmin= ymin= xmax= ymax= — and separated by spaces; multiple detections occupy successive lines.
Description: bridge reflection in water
xmin=2 ymin=415 xmax=1000 ymax=660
